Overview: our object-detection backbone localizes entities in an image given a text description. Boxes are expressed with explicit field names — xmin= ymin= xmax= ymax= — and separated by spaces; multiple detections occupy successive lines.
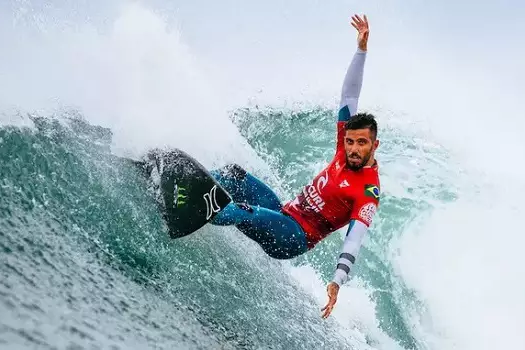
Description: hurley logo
xmin=204 ymin=185 xmax=221 ymax=220
xmin=339 ymin=180 xmax=350 ymax=188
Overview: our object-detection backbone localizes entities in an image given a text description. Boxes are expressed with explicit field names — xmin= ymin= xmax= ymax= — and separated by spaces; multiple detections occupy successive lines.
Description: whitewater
xmin=1 ymin=1 xmax=524 ymax=349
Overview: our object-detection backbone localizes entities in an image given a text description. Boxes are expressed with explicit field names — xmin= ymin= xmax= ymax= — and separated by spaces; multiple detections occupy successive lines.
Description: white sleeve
xmin=338 ymin=48 xmax=367 ymax=119
xmin=332 ymin=220 xmax=368 ymax=286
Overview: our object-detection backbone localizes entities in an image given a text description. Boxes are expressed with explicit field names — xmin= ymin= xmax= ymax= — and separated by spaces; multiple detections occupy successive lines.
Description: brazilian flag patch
xmin=364 ymin=184 xmax=380 ymax=200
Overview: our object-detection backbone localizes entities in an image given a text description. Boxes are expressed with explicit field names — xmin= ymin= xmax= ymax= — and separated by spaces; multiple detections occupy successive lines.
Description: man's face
xmin=344 ymin=128 xmax=379 ymax=170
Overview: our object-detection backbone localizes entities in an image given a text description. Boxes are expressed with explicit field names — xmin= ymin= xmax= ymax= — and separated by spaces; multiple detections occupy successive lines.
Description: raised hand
xmin=351 ymin=14 xmax=369 ymax=51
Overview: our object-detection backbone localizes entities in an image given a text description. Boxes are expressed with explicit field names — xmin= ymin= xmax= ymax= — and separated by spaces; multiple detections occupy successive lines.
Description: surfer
xmin=207 ymin=14 xmax=380 ymax=318
xmin=137 ymin=13 xmax=378 ymax=319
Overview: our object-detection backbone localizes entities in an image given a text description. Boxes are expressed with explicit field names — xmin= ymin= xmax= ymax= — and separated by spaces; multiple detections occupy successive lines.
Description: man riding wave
xmin=145 ymin=14 xmax=379 ymax=319
xmin=207 ymin=14 xmax=379 ymax=318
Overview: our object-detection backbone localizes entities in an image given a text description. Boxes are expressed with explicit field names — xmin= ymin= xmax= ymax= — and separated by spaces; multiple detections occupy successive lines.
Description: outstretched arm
xmin=321 ymin=220 xmax=368 ymax=319
xmin=332 ymin=220 xmax=368 ymax=286
xmin=338 ymin=50 xmax=367 ymax=119
xmin=322 ymin=185 xmax=379 ymax=319
xmin=336 ymin=14 xmax=370 ymax=151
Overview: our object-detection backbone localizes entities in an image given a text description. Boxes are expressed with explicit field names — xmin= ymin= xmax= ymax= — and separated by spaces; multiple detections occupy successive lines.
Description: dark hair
xmin=344 ymin=112 xmax=378 ymax=140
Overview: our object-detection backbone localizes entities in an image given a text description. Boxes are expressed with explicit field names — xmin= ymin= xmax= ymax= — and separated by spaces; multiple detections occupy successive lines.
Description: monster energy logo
xmin=174 ymin=185 xmax=187 ymax=208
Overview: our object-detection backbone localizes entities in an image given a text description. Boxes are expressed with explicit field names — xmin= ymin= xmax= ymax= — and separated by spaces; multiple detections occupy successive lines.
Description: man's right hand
xmin=351 ymin=14 xmax=369 ymax=52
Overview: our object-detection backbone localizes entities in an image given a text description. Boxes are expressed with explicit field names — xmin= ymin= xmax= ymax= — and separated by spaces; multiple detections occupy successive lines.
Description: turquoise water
xmin=0 ymin=114 xmax=365 ymax=349
xmin=1 ymin=108 xmax=458 ymax=349
xmin=2 ymin=1 xmax=524 ymax=349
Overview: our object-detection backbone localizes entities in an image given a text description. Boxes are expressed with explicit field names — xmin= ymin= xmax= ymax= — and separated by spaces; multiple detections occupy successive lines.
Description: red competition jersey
xmin=282 ymin=121 xmax=380 ymax=248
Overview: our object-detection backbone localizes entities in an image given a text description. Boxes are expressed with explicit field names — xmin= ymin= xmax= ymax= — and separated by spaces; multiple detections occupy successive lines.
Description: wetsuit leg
xmin=209 ymin=164 xmax=307 ymax=259
xmin=210 ymin=164 xmax=282 ymax=211
xmin=212 ymin=204 xmax=308 ymax=259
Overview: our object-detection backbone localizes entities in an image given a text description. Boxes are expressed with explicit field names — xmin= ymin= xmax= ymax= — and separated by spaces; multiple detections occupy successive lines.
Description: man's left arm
xmin=322 ymin=220 xmax=369 ymax=319
xmin=322 ymin=198 xmax=378 ymax=319
xmin=331 ymin=220 xmax=368 ymax=286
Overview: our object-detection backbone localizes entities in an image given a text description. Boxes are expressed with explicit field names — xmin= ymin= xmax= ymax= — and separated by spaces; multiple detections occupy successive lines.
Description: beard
xmin=346 ymin=151 xmax=372 ymax=171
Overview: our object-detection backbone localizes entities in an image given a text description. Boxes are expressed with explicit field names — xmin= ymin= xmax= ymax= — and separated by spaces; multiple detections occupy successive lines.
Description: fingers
xmin=350 ymin=16 xmax=360 ymax=28
xmin=321 ymin=303 xmax=334 ymax=319
xmin=351 ymin=14 xmax=369 ymax=29
xmin=321 ymin=298 xmax=336 ymax=319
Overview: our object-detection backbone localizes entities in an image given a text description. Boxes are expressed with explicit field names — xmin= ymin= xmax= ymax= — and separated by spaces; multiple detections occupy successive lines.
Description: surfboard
xmin=134 ymin=149 xmax=232 ymax=238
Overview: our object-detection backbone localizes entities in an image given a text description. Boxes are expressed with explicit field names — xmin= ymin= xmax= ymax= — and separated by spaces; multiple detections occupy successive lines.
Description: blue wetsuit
xmin=210 ymin=165 xmax=308 ymax=259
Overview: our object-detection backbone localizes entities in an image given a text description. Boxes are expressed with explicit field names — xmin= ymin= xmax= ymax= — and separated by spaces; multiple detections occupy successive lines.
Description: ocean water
xmin=1 ymin=1 xmax=524 ymax=349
